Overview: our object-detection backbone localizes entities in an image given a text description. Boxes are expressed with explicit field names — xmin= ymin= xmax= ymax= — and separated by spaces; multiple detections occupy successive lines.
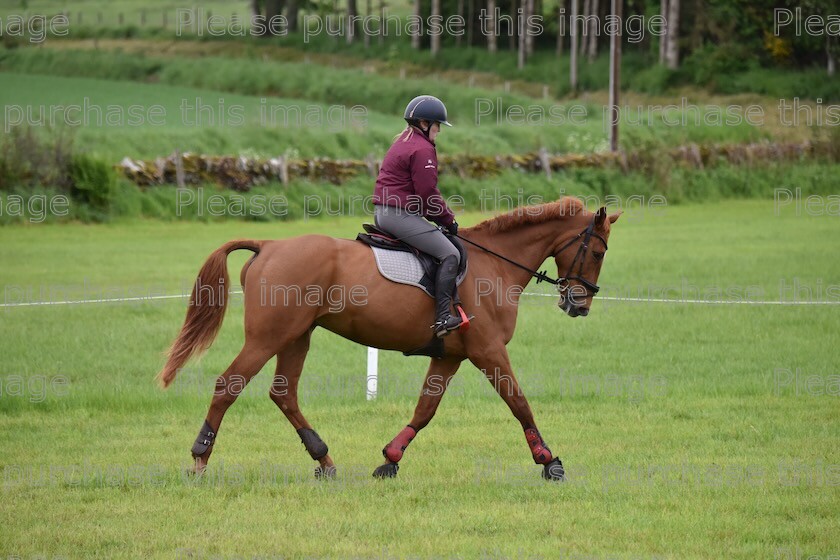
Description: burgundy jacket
xmin=372 ymin=127 xmax=456 ymax=227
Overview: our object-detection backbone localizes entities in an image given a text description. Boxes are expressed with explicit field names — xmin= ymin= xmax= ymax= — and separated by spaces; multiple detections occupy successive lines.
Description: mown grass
xmin=0 ymin=201 xmax=838 ymax=559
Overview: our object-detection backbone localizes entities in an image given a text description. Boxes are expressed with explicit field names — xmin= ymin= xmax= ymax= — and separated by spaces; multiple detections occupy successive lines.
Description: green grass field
xmin=3 ymin=45 xmax=806 ymax=162
xmin=1 ymin=200 xmax=838 ymax=559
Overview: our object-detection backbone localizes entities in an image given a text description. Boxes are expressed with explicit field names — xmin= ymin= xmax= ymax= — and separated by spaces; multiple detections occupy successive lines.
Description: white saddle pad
xmin=370 ymin=247 xmax=466 ymax=297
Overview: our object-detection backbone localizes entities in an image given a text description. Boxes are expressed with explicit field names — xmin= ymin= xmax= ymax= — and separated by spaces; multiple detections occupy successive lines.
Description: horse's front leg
xmin=469 ymin=346 xmax=565 ymax=481
xmin=372 ymin=356 xmax=462 ymax=478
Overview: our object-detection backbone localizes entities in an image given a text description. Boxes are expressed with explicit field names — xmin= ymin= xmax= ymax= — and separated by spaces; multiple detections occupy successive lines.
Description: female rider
xmin=372 ymin=95 xmax=465 ymax=338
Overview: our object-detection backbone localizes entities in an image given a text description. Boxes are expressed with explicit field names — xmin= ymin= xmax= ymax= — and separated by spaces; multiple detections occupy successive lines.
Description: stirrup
xmin=432 ymin=306 xmax=472 ymax=338
xmin=432 ymin=315 xmax=462 ymax=338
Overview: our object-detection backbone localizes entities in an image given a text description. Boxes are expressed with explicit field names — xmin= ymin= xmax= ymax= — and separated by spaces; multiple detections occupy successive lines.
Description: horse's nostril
xmin=578 ymin=307 xmax=590 ymax=317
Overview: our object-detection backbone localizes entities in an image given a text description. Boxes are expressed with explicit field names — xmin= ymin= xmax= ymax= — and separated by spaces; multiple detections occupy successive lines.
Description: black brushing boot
xmin=432 ymin=255 xmax=464 ymax=338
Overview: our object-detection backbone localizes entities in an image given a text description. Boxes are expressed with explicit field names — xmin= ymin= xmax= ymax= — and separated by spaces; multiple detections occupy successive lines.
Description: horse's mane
xmin=466 ymin=197 xmax=587 ymax=234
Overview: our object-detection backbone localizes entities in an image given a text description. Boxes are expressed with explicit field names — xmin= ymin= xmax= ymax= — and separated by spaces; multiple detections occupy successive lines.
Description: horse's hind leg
xmin=189 ymin=341 xmax=275 ymax=474
xmin=269 ymin=329 xmax=337 ymax=479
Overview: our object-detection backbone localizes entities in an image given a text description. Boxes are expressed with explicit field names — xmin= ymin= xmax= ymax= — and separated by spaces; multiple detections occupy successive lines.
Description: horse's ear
xmin=595 ymin=207 xmax=607 ymax=225
xmin=608 ymin=210 xmax=622 ymax=224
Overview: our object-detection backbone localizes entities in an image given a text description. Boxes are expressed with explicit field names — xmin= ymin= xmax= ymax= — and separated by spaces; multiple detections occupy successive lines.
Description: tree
xmin=587 ymin=0 xmax=598 ymax=61
xmin=412 ymin=0 xmax=421 ymax=49
xmin=456 ymin=0 xmax=464 ymax=47
xmin=252 ymin=0 xmax=287 ymax=36
xmin=487 ymin=0 xmax=498 ymax=53
xmin=579 ymin=0 xmax=589 ymax=58
xmin=525 ymin=0 xmax=535 ymax=57
xmin=556 ymin=0 xmax=565 ymax=57
xmin=431 ymin=0 xmax=441 ymax=55
xmin=347 ymin=0 xmax=357 ymax=44
xmin=570 ymin=0 xmax=578 ymax=90
xmin=659 ymin=0 xmax=667 ymax=64
xmin=518 ymin=0 xmax=530 ymax=68
xmin=364 ymin=0 xmax=371 ymax=47
xmin=287 ymin=0 xmax=299 ymax=32
xmin=666 ymin=0 xmax=680 ymax=69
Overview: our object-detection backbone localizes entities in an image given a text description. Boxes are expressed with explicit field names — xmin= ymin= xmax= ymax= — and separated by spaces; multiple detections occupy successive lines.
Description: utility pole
xmin=608 ymin=0 xmax=621 ymax=152
xmin=570 ymin=0 xmax=578 ymax=91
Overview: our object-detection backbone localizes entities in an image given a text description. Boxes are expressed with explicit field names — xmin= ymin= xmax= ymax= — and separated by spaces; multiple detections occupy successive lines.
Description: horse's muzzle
xmin=558 ymin=297 xmax=589 ymax=317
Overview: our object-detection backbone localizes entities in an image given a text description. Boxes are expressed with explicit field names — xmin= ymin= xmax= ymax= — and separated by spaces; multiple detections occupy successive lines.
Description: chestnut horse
xmin=158 ymin=197 xmax=620 ymax=481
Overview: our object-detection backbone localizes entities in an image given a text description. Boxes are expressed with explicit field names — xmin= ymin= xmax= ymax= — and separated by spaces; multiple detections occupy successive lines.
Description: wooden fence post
xmin=538 ymin=147 xmax=552 ymax=179
xmin=278 ymin=156 xmax=289 ymax=185
xmin=174 ymin=151 xmax=186 ymax=188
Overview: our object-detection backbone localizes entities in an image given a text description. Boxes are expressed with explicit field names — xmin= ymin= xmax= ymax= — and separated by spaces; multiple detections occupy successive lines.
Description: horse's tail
xmin=157 ymin=239 xmax=263 ymax=388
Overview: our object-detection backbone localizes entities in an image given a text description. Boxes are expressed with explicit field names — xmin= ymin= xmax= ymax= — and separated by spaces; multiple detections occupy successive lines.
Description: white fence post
xmin=366 ymin=347 xmax=378 ymax=400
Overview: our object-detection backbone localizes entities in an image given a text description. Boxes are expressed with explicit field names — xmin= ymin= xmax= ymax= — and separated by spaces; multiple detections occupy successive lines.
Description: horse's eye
xmin=593 ymin=252 xmax=605 ymax=261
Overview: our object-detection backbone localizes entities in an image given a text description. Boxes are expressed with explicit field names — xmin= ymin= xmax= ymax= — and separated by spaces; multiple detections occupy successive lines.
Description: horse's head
xmin=553 ymin=207 xmax=620 ymax=317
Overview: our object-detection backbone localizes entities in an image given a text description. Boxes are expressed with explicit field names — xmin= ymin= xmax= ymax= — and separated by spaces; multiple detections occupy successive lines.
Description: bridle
xmin=552 ymin=215 xmax=609 ymax=297
xmin=454 ymin=214 xmax=608 ymax=299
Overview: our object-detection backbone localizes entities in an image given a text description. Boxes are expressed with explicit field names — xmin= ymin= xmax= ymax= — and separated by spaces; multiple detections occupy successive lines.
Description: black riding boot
xmin=432 ymin=255 xmax=463 ymax=338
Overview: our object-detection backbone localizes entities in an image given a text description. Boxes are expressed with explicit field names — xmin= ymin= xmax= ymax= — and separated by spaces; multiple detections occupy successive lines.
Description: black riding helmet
xmin=404 ymin=95 xmax=453 ymax=131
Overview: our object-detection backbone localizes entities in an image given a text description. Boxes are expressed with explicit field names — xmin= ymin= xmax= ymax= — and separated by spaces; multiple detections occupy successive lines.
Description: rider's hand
xmin=446 ymin=221 xmax=458 ymax=236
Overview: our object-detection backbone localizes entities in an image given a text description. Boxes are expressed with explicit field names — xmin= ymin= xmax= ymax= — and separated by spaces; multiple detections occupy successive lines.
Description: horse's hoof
xmin=542 ymin=458 xmax=565 ymax=481
xmin=186 ymin=459 xmax=206 ymax=477
xmin=315 ymin=465 xmax=337 ymax=480
xmin=372 ymin=462 xmax=399 ymax=479
xmin=185 ymin=466 xmax=205 ymax=478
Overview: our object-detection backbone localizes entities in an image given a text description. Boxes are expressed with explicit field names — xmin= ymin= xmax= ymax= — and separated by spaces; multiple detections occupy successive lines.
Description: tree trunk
xmin=487 ymin=0 xmax=497 ymax=53
xmin=570 ymin=0 xmax=578 ymax=91
xmin=412 ymin=0 xmax=421 ymax=49
xmin=579 ymin=0 xmax=589 ymax=58
xmin=829 ymin=35 xmax=837 ymax=77
xmin=509 ymin=0 xmax=516 ymax=52
xmin=467 ymin=0 xmax=474 ymax=46
xmin=587 ymin=0 xmax=598 ymax=61
xmin=518 ymin=0 xmax=526 ymax=69
xmin=379 ymin=0 xmax=385 ymax=45
xmin=252 ymin=0 xmax=265 ymax=36
xmin=555 ymin=0 xmax=564 ymax=57
xmin=287 ymin=0 xmax=299 ymax=32
xmin=456 ymin=0 xmax=464 ymax=47
xmin=666 ymin=0 xmax=679 ymax=69
xmin=431 ymin=0 xmax=441 ymax=55
xmin=347 ymin=0 xmax=357 ymax=44
xmin=266 ymin=0 xmax=284 ymax=19
xmin=689 ymin=0 xmax=703 ymax=51
xmin=364 ymin=0 xmax=371 ymax=48
xmin=265 ymin=0 xmax=286 ymax=35
xmin=659 ymin=0 xmax=668 ymax=65
xmin=525 ymin=0 xmax=534 ymax=56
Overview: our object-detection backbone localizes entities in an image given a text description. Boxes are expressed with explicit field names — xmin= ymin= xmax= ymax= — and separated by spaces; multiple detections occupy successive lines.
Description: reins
xmin=454 ymin=215 xmax=608 ymax=293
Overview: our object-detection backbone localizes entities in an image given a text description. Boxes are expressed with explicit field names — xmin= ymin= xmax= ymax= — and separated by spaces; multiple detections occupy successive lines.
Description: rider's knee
xmin=441 ymin=247 xmax=460 ymax=265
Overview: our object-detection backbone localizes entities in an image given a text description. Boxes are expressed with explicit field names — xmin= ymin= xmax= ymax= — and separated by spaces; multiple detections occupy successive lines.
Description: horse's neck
xmin=469 ymin=221 xmax=560 ymax=290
